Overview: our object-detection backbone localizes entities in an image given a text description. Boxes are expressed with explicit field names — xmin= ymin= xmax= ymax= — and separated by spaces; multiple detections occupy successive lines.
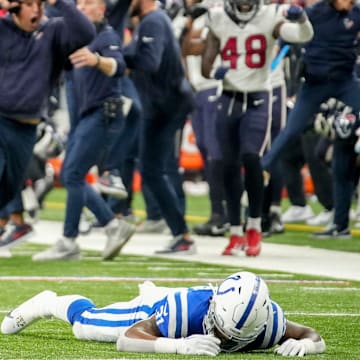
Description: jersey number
xmin=221 ymin=35 xmax=267 ymax=69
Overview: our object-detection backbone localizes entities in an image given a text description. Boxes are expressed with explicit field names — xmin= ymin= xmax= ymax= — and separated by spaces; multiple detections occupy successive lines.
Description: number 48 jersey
xmin=207 ymin=4 xmax=289 ymax=92
xmin=154 ymin=286 xmax=286 ymax=351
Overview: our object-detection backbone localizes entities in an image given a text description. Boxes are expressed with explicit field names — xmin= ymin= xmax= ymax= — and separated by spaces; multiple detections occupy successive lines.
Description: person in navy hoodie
xmin=262 ymin=0 xmax=360 ymax=238
xmin=32 ymin=0 xmax=136 ymax=261
xmin=124 ymin=0 xmax=196 ymax=254
xmin=0 ymin=0 xmax=94 ymax=209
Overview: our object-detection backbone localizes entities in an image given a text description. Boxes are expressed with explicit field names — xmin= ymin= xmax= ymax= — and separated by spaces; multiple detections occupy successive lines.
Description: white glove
xmin=176 ymin=334 xmax=221 ymax=356
xmin=314 ymin=112 xmax=335 ymax=139
xmin=275 ymin=338 xmax=326 ymax=357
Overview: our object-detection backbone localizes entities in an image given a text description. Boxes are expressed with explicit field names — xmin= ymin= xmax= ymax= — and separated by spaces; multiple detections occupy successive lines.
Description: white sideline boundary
xmin=11 ymin=220 xmax=360 ymax=281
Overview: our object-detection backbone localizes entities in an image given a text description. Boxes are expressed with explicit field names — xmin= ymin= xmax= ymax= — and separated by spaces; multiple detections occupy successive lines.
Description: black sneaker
xmin=155 ymin=236 xmax=196 ymax=254
xmin=0 ymin=223 xmax=34 ymax=248
xmin=193 ymin=216 xmax=229 ymax=236
xmin=312 ymin=224 xmax=351 ymax=239
xmin=270 ymin=212 xmax=285 ymax=234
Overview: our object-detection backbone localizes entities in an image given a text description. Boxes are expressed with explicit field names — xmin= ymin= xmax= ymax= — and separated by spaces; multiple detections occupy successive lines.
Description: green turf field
xmin=1 ymin=249 xmax=360 ymax=359
xmin=0 ymin=188 xmax=360 ymax=359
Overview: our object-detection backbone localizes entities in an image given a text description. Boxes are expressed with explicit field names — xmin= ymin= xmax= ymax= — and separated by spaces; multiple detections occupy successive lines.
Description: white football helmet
xmin=203 ymin=271 xmax=270 ymax=352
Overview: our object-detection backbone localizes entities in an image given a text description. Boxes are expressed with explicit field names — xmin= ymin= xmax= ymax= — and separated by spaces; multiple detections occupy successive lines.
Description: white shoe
xmin=282 ymin=205 xmax=315 ymax=223
xmin=78 ymin=209 xmax=94 ymax=235
xmin=307 ymin=209 xmax=334 ymax=226
xmin=136 ymin=219 xmax=170 ymax=234
xmin=103 ymin=219 xmax=136 ymax=260
xmin=97 ymin=173 xmax=128 ymax=199
xmin=1 ymin=290 xmax=56 ymax=334
xmin=32 ymin=238 xmax=81 ymax=261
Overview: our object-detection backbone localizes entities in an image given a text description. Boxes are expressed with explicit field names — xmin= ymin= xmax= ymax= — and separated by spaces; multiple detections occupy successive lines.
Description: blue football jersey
xmin=155 ymin=285 xmax=214 ymax=338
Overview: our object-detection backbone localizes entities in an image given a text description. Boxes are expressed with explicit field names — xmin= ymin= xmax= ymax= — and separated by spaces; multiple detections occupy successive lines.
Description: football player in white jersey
xmin=201 ymin=0 xmax=313 ymax=257
xmin=1 ymin=271 xmax=325 ymax=357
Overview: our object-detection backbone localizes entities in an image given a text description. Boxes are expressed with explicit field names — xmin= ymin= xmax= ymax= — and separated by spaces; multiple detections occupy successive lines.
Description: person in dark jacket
xmin=0 ymin=0 xmax=95 ymax=209
xmin=262 ymin=0 xmax=360 ymax=238
xmin=32 ymin=0 xmax=136 ymax=261
xmin=124 ymin=0 xmax=196 ymax=254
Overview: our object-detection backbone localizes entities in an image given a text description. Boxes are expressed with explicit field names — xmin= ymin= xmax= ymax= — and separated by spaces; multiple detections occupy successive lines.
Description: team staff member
xmin=262 ymin=0 xmax=360 ymax=237
xmin=124 ymin=0 xmax=196 ymax=254
xmin=33 ymin=0 xmax=135 ymax=261
xmin=0 ymin=0 xmax=95 ymax=209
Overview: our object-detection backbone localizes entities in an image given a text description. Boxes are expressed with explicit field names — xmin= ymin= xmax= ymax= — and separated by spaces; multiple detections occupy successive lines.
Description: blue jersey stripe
xmin=236 ymin=276 xmax=261 ymax=329
xmin=89 ymin=305 xmax=153 ymax=314
xmin=76 ymin=316 xmax=145 ymax=327
xmin=269 ymin=301 xmax=279 ymax=346
xmin=174 ymin=292 xmax=182 ymax=338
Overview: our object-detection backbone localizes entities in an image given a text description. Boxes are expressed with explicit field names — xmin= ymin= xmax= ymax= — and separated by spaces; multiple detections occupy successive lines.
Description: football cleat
xmin=222 ymin=234 xmax=247 ymax=256
xmin=312 ymin=224 xmax=351 ymax=239
xmin=245 ymin=229 xmax=262 ymax=257
xmin=0 ymin=223 xmax=34 ymax=249
xmin=155 ymin=236 xmax=196 ymax=255
xmin=1 ymin=290 xmax=56 ymax=334
xmin=193 ymin=215 xmax=230 ymax=237
xmin=270 ymin=212 xmax=285 ymax=234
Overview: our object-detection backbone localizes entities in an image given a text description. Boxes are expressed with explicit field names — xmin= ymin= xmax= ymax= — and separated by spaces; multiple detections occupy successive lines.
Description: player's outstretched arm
xmin=274 ymin=320 xmax=326 ymax=357
xmin=116 ymin=314 xmax=221 ymax=356
xmin=274 ymin=5 xmax=314 ymax=44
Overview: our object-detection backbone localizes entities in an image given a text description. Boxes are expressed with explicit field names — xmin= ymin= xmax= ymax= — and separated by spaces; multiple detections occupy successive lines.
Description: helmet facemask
xmin=224 ymin=0 xmax=261 ymax=25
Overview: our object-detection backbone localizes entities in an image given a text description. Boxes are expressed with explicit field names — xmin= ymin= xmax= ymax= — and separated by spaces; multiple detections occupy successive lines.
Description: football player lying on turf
xmin=1 ymin=271 xmax=325 ymax=357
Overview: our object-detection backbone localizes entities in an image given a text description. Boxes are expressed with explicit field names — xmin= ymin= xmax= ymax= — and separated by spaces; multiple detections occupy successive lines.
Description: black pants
xmin=281 ymin=132 xmax=333 ymax=210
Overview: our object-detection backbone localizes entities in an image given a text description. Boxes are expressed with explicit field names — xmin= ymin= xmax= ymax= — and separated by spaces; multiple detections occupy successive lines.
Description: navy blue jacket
xmin=105 ymin=0 xmax=131 ymax=40
xmin=72 ymin=24 xmax=126 ymax=117
xmin=123 ymin=9 xmax=187 ymax=112
xmin=304 ymin=1 xmax=360 ymax=81
xmin=0 ymin=0 xmax=95 ymax=120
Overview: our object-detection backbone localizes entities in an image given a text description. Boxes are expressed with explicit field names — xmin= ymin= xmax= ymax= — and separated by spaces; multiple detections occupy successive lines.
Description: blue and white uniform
xmin=65 ymin=283 xmax=286 ymax=351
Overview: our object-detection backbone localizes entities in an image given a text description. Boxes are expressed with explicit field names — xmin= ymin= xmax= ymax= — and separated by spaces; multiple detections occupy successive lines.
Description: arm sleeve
xmin=279 ymin=18 xmax=314 ymax=44
xmin=124 ymin=19 xmax=165 ymax=72
xmin=117 ymin=335 xmax=180 ymax=353
xmin=98 ymin=31 xmax=126 ymax=77
xmin=52 ymin=0 xmax=95 ymax=54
